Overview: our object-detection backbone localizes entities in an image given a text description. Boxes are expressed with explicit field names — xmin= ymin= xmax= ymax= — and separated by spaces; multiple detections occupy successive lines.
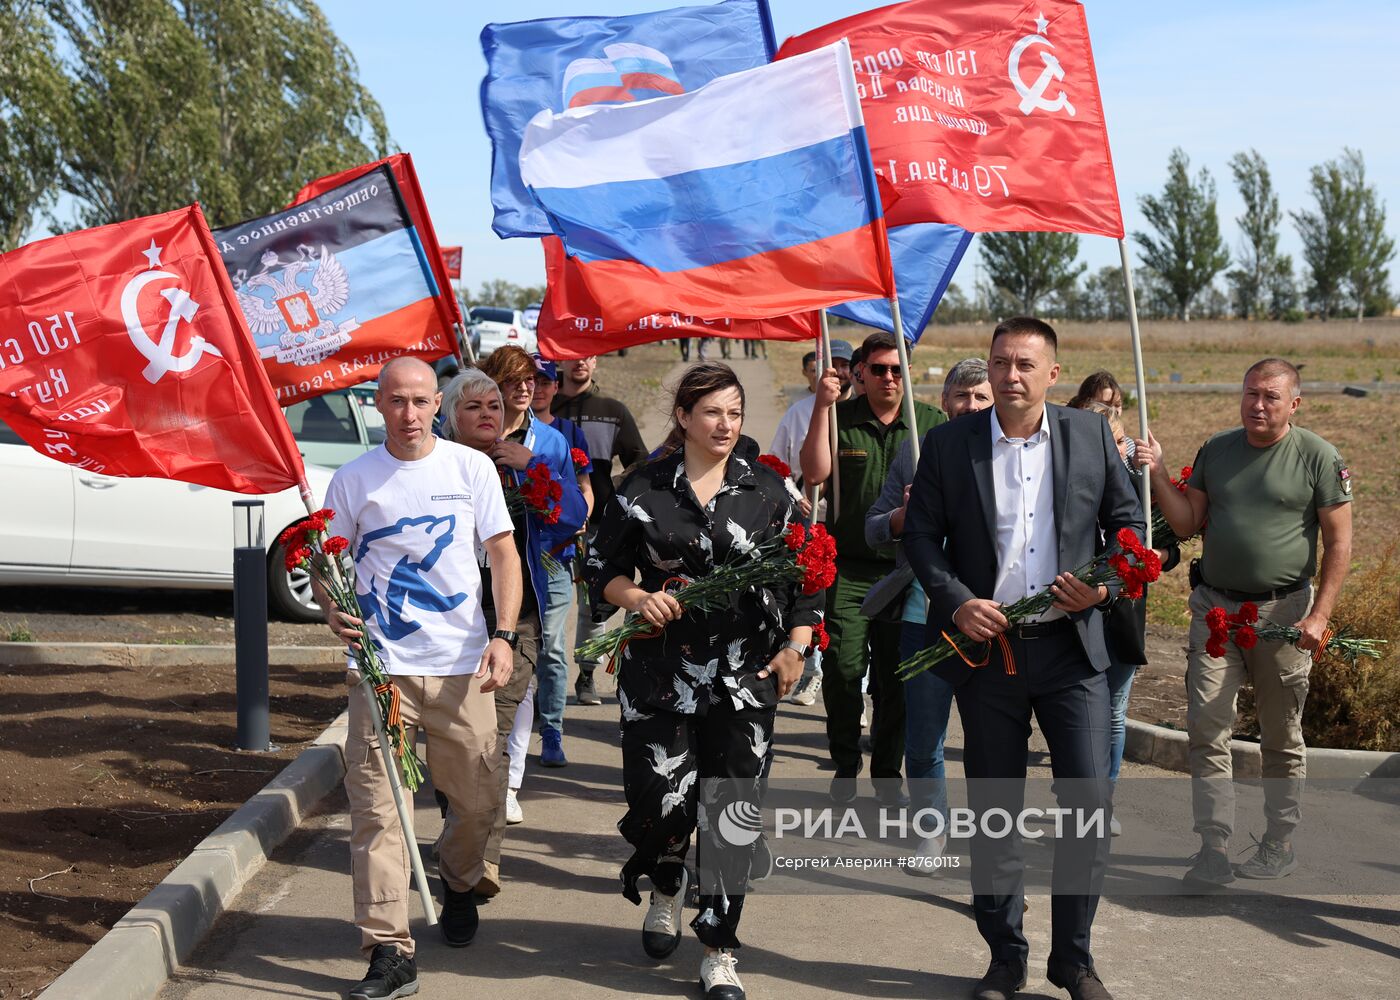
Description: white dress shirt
xmin=989 ymin=406 xmax=1062 ymax=622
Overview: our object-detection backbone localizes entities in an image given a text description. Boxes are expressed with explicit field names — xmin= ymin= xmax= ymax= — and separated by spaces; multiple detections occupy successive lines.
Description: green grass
xmin=3 ymin=624 xmax=35 ymax=642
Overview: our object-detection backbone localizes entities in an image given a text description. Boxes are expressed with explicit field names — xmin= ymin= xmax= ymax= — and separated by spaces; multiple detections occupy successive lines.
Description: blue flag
xmin=481 ymin=0 xmax=775 ymax=240
xmin=828 ymin=223 xmax=974 ymax=344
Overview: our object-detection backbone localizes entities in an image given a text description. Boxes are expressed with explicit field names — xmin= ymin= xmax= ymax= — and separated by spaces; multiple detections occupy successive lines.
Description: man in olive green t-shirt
xmin=801 ymin=331 xmax=946 ymax=805
xmin=1140 ymin=358 xmax=1352 ymax=886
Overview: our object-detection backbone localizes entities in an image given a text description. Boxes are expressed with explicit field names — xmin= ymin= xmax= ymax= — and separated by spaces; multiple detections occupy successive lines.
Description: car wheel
xmin=616 ymin=347 xmax=629 ymax=357
xmin=268 ymin=541 xmax=324 ymax=623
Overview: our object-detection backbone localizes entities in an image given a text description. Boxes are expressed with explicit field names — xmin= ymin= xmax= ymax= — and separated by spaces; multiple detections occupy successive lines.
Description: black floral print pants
xmin=618 ymin=696 xmax=776 ymax=950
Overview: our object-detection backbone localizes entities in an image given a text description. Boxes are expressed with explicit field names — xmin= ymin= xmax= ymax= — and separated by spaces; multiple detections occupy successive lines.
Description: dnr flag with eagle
xmin=212 ymin=164 xmax=453 ymax=404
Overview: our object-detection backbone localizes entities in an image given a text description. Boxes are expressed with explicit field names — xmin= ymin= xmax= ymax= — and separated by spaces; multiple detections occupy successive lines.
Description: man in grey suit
xmin=904 ymin=318 xmax=1144 ymax=1000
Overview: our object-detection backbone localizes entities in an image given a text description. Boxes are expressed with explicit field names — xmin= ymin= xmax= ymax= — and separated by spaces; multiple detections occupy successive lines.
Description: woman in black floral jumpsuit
xmin=585 ymin=363 xmax=823 ymax=1000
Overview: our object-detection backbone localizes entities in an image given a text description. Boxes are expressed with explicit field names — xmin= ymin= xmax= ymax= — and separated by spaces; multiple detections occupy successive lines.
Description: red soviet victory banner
xmin=293 ymin=153 xmax=465 ymax=331
xmin=0 ymin=205 xmax=309 ymax=497
xmin=778 ymin=0 xmax=1123 ymax=238
xmin=536 ymin=237 xmax=819 ymax=360
xmin=441 ymin=246 xmax=463 ymax=280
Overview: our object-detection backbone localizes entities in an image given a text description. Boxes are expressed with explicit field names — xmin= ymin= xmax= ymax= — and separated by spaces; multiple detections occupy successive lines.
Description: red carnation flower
xmin=1206 ymin=607 xmax=1229 ymax=631
xmin=571 ymin=447 xmax=590 ymax=470
xmin=1234 ymin=625 xmax=1259 ymax=650
xmin=313 ymin=508 xmax=336 ymax=522
xmin=757 ymin=453 xmax=793 ymax=479
xmin=1236 ymin=601 xmax=1259 ymax=624
xmin=278 ymin=523 xmax=307 ymax=549
xmin=284 ymin=545 xmax=311 ymax=572
xmin=322 ymin=535 xmax=349 ymax=556
xmin=811 ymin=621 xmax=830 ymax=652
xmin=784 ymin=523 xmax=806 ymax=551
xmin=1205 ymin=637 xmax=1227 ymax=659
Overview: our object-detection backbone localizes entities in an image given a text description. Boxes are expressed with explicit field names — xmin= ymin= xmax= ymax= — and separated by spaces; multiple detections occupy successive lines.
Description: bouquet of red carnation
xmin=509 ymin=462 xmax=563 ymax=525
xmin=570 ymin=447 xmax=590 ymax=472
xmin=502 ymin=462 xmax=565 ymax=574
xmin=1205 ymin=600 xmax=1385 ymax=665
xmin=897 ymin=527 xmax=1159 ymax=680
xmin=281 ymin=509 xmax=426 ymax=790
xmin=576 ymin=522 xmax=838 ymax=666
xmin=757 ymin=452 xmax=793 ymax=478
xmin=1149 ymin=465 xmax=1196 ymax=546
xmin=811 ymin=620 xmax=831 ymax=652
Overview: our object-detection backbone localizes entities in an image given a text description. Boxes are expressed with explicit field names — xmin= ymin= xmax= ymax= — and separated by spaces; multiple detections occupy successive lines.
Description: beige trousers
xmin=1186 ymin=584 xmax=1312 ymax=848
xmin=345 ymin=669 xmax=499 ymax=958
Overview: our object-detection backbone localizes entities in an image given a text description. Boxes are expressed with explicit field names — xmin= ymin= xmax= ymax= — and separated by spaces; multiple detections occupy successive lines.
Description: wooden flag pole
xmin=1118 ymin=238 xmax=1153 ymax=547
xmin=819 ymin=310 xmax=840 ymax=521
xmin=889 ymin=296 xmax=921 ymax=465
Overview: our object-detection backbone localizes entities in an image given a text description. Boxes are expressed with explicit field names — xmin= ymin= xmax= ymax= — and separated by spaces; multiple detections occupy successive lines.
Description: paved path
xmin=158 ymin=354 xmax=1399 ymax=1000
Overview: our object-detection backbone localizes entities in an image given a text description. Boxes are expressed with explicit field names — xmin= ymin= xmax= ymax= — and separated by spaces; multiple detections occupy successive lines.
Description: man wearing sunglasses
xmin=800 ymin=331 xmax=946 ymax=807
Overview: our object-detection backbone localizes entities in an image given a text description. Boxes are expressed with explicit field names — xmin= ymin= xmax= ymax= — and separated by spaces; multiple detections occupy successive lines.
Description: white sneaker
xmin=859 ymin=709 xmax=868 ymax=728
xmin=789 ymin=673 xmax=822 ymax=706
xmin=642 ymin=867 xmax=689 ymax=959
xmin=700 ymin=949 xmax=745 ymax=999
xmin=505 ymin=789 xmax=524 ymax=825
xmin=906 ymin=834 xmax=946 ymax=878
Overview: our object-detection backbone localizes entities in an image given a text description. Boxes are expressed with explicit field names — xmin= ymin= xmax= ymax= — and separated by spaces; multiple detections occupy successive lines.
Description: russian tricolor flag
xmin=519 ymin=41 xmax=896 ymax=328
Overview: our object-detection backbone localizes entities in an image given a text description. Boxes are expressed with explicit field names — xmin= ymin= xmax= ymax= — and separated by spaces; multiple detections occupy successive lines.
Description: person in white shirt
xmin=771 ymin=341 xmax=852 ymax=707
xmin=318 ymin=357 xmax=522 ymax=1000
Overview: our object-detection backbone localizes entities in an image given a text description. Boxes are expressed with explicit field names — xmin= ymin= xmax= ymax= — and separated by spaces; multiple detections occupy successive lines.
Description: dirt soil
xmin=0 ymin=646 xmax=345 ymax=998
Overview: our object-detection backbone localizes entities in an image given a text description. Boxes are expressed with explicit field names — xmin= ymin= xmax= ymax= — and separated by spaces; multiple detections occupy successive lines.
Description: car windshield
xmin=469 ymin=307 xmax=515 ymax=325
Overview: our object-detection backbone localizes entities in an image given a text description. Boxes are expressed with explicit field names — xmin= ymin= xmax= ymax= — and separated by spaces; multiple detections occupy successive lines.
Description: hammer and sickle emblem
xmin=119 ymin=269 xmax=224 ymax=384
xmin=1008 ymin=34 xmax=1077 ymax=118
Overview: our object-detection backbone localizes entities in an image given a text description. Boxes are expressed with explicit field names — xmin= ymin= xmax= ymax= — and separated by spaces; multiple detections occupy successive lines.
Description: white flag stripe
xmin=603 ymin=42 xmax=676 ymax=69
xmin=520 ymin=41 xmax=863 ymax=192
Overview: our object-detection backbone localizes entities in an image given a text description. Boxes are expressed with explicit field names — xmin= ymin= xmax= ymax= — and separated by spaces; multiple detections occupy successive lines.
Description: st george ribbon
xmin=519 ymin=41 xmax=896 ymax=328
xmin=213 ymin=164 xmax=453 ymax=405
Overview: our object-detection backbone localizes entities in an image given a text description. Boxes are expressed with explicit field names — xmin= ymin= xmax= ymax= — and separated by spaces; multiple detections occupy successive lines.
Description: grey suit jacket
xmin=861 ymin=439 xmax=916 ymax=619
xmin=903 ymin=404 xmax=1145 ymax=685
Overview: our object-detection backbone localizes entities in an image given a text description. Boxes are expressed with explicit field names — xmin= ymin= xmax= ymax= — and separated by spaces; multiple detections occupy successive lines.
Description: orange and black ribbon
xmin=373 ymin=680 xmax=405 ymax=756
xmin=942 ymin=630 xmax=1017 ymax=676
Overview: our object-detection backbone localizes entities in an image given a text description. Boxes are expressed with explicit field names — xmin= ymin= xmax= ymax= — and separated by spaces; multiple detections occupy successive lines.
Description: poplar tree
xmin=1134 ymin=148 xmax=1230 ymax=321
xmin=979 ymin=231 xmax=1085 ymax=315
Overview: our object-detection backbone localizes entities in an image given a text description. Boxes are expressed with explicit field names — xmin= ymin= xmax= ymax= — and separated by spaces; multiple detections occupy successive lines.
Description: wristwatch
xmin=781 ymin=640 xmax=813 ymax=658
xmin=492 ymin=629 xmax=519 ymax=649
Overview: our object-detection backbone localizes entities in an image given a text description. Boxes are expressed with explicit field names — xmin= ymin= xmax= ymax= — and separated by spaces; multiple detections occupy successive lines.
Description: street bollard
xmin=232 ymin=500 xmax=271 ymax=751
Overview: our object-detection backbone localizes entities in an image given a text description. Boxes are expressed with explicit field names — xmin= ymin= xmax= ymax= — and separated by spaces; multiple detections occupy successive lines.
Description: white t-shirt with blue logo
xmin=323 ymin=440 xmax=514 ymax=676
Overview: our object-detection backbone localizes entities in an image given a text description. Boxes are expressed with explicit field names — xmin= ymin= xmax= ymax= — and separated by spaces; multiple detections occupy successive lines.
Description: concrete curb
xmin=1123 ymin=717 xmax=1400 ymax=780
xmin=39 ymin=710 xmax=350 ymax=1000
xmin=0 ymin=642 xmax=343 ymax=667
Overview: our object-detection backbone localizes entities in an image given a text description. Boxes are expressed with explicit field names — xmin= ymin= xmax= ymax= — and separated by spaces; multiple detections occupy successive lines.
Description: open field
xmin=767 ymin=317 xmax=1400 ymax=390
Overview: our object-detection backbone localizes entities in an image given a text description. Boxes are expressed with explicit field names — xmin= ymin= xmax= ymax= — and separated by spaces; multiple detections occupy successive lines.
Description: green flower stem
xmin=1252 ymin=619 xmax=1386 ymax=666
xmin=896 ymin=559 xmax=1118 ymax=681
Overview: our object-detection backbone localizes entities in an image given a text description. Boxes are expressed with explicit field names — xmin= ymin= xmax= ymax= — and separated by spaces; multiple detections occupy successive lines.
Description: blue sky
xmin=320 ymin=0 xmax=1398 ymax=294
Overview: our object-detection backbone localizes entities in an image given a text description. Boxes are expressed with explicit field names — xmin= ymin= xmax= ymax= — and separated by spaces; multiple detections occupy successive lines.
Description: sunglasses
xmin=865 ymin=363 xmax=903 ymax=379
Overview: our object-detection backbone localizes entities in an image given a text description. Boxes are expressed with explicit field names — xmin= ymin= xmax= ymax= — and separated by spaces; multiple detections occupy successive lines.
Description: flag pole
xmin=299 ymin=492 xmax=439 ymax=926
xmin=1118 ymin=238 xmax=1153 ymax=547
xmin=819 ymin=310 xmax=840 ymax=520
xmin=456 ymin=321 xmax=476 ymax=365
xmin=805 ymin=324 xmax=824 ymax=516
xmin=889 ymin=297 xmax=921 ymax=465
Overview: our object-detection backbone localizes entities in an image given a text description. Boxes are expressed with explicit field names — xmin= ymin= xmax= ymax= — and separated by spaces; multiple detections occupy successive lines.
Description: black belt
xmin=1010 ymin=617 xmax=1074 ymax=640
xmin=1204 ymin=578 xmax=1309 ymax=603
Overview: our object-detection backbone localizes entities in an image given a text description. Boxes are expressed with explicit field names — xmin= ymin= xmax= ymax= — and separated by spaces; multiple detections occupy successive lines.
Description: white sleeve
xmin=770 ymin=409 xmax=794 ymax=468
xmin=469 ymin=453 xmax=514 ymax=545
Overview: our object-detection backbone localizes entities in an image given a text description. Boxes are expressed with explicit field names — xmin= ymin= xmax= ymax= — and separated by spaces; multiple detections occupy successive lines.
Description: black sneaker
xmin=1182 ymin=846 xmax=1235 ymax=887
xmin=1234 ymin=834 xmax=1297 ymax=880
xmin=440 ymin=885 xmax=479 ymax=947
xmin=829 ymin=764 xmax=861 ymax=804
xmin=349 ymin=944 xmax=418 ymax=1000
xmin=575 ymin=671 xmax=602 ymax=706
xmin=873 ymin=778 xmax=910 ymax=809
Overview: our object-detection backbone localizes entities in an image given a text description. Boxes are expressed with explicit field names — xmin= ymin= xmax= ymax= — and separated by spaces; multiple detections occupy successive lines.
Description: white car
xmin=469 ymin=306 xmax=536 ymax=356
xmin=0 ymin=417 xmax=341 ymax=623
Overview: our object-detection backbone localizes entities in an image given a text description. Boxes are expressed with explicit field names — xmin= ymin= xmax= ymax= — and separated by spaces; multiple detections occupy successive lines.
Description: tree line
xmin=0 ymin=0 xmax=389 ymax=252
xmin=952 ymin=147 xmax=1395 ymax=324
